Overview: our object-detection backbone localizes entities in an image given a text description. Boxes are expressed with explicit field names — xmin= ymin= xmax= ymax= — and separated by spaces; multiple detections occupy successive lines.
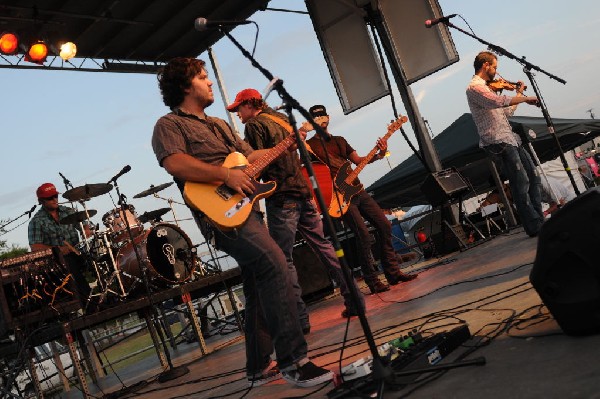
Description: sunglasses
xmin=42 ymin=195 xmax=59 ymax=201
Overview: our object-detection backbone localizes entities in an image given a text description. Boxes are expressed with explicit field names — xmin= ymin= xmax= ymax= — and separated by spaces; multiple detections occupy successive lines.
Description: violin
xmin=487 ymin=78 xmax=527 ymax=93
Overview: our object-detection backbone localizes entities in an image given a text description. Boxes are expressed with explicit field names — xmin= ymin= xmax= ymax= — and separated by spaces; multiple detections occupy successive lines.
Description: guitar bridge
xmin=216 ymin=184 xmax=236 ymax=200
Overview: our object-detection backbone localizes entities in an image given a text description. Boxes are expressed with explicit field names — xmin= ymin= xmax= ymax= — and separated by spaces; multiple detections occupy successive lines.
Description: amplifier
xmin=421 ymin=168 xmax=470 ymax=206
xmin=0 ymin=248 xmax=80 ymax=330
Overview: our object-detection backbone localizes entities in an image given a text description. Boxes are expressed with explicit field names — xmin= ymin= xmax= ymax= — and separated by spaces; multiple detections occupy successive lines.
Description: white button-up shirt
xmin=466 ymin=75 xmax=521 ymax=148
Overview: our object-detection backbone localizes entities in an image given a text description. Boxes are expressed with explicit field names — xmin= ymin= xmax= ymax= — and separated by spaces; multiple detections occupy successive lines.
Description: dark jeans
xmin=343 ymin=190 xmax=401 ymax=285
xmin=212 ymin=211 xmax=307 ymax=374
xmin=266 ymin=197 xmax=365 ymax=318
xmin=484 ymin=143 xmax=544 ymax=236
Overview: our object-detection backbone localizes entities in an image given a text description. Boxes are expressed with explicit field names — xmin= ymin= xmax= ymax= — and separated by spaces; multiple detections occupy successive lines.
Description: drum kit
xmin=59 ymin=181 xmax=198 ymax=304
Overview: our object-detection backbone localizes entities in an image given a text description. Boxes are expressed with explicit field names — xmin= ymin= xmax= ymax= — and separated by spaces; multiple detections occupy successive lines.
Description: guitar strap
xmin=262 ymin=112 xmax=326 ymax=164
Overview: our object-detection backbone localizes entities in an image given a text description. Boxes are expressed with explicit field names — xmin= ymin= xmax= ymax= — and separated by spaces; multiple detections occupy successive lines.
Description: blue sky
xmin=1 ymin=0 xmax=599 ymax=250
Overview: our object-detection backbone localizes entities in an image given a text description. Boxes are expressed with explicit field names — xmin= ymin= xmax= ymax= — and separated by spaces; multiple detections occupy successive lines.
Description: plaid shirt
xmin=466 ymin=75 xmax=521 ymax=148
xmin=28 ymin=205 xmax=81 ymax=247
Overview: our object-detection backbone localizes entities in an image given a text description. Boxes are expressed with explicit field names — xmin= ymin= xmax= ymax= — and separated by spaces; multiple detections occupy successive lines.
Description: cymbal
xmin=63 ymin=183 xmax=113 ymax=202
xmin=133 ymin=182 xmax=174 ymax=198
xmin=138 ymin=208 xmax=170 ymax=224
xmin=60 ymin=210 xmax=97 ymax=225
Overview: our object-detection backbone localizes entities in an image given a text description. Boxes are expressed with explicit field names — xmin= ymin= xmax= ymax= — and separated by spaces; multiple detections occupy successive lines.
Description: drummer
xmin=28 ymin=183 xmax=93 ymax=307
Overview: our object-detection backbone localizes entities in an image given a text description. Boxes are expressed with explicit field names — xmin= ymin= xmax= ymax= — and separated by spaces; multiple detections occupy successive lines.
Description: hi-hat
xmin=133 ymin=182 xmax=174 ymax=198
xmin=138 ymin=208 xmax=170 ymax=224
xmin=60 ymin=210 xmax=97 ymax=225
xmin=63 ymin=183 xmax=113 ymax=202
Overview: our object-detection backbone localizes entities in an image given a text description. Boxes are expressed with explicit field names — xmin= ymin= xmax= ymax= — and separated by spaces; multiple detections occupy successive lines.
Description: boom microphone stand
xmin=108 ymin=167 xmax=189 ymax=383
xmin=219 ymin=28 xmax=393 ymax=394
xmin=438 ymin=18 xmax=579 ymax=196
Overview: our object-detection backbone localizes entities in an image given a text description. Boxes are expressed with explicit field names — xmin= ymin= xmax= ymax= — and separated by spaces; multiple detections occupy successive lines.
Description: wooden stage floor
xmin=63 ymin=227 xmax=600 ymax=399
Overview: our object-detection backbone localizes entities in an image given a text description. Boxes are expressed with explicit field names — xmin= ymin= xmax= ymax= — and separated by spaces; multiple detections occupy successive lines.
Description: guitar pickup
xmin=216 ymin=184 xmax=236 ymax=200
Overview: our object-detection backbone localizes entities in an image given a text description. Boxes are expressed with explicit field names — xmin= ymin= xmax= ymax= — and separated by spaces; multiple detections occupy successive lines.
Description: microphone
xmin=424 ymin=14 xmax=457 ymax=28
xmin=194 ymin=17 xmax=252 ymax=31
xmin=27 ymin=205 xmax=37 ymax=218
xmin=59 ymin=172 xmax=72 ymax=188
xmin=109 ymin=165 xmax=132 ymax=183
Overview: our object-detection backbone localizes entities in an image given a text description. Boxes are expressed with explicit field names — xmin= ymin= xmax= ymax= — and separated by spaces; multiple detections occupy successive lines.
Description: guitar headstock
xmin=388 ymin=115 xmax=408 ymax=133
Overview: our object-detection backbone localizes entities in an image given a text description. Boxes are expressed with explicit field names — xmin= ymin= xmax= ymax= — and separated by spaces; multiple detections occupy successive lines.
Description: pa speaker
xmin=530 ymin=187 xmax=600 ymax=335
xmin=420 ymin=168 xmax=469 ymax=206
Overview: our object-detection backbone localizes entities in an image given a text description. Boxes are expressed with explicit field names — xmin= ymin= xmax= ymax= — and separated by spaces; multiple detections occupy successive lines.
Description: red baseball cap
xmin=36 ymin=183 xmax=59 ymax=199
xmin=226 ymin=88 xmax=262 ymax=112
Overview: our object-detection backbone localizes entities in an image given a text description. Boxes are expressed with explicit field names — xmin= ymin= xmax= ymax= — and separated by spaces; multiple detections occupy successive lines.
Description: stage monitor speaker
xmin=293 ymin=241 xmax=334 ymax=303
xmin=530 ymin=187 xmax=600 ymax=336
xmin=420 ymin=168 xmax=469 ymax=206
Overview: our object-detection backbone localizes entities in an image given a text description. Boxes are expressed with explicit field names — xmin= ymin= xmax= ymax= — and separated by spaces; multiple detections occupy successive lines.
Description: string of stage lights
xmin=0 ymin=31 xmax=77 ymax=64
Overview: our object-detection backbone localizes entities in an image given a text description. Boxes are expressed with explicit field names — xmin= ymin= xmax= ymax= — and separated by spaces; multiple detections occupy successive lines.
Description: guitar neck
xmin=345 ymin=127 xmax=397 ymax=183
xmin=244 ymin=135 xmax=296 ymax=177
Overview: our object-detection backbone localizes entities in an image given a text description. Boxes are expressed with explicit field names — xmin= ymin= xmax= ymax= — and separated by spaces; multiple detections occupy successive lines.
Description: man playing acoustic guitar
xmin=227 ymin=88 xmax=365 ymax=323
xmin=305 ymin=105 xmax=417 ymax=293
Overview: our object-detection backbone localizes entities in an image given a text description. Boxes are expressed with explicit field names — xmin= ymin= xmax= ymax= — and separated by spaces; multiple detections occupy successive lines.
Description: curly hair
xmin=158 ymin=57 xmax=206 ymax=108
xmin=243 ymin=98 xmax=267 ymax=110
xmin=473 ymin=51 xmax=496 ymax=73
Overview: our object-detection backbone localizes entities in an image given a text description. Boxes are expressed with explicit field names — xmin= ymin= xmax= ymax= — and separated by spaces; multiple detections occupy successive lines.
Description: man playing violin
xmin=466 ymin=51 xmax=544 ymax=237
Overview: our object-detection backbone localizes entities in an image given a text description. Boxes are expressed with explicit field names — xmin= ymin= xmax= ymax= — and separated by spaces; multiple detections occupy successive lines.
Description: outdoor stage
xmin=64 ymin=227 xmax=600 ymax=398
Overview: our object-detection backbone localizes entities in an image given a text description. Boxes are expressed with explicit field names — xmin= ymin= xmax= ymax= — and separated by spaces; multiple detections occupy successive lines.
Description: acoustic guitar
xmin=328 ymin=115 xmax=408 ymax=218
xmin=183 ymin=134 xmax=297 ymax=230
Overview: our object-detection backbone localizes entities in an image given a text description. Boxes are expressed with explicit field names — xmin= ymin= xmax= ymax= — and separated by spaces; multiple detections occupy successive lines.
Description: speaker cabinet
xmin=420 ymin=168 xmax=469 ymax=206
xmin=293 ymin=242 xmax=334 ymax=303
xmin=530 ymin=187 xmax=600 ymax=335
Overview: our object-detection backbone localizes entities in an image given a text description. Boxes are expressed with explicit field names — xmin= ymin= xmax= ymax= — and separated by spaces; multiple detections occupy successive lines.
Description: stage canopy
xmin=0 ymin=0 xmax=269 ymax=72
xmin=368 ymin=113 xmax=600 ymax=208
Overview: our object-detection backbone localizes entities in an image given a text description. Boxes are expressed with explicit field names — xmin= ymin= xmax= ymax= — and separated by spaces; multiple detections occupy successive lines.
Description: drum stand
xmin=111 ymin=177 xmax=189 ymax=382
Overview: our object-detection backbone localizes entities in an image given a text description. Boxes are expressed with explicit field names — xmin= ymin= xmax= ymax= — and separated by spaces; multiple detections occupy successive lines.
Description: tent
xmin=368 ymin=113 xmax=600 ymax=208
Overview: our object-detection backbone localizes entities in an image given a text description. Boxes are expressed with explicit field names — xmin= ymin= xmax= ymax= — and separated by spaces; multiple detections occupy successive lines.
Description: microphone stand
xmin=0 ymin=206 xmax=37 ymax=234
xmin=111 ymin=177 xmax=189 ymax=382
xmin=440 ymin=20 xmax=579 ymax=196
xmin=220 ymin=28 xmax=392 ymax=395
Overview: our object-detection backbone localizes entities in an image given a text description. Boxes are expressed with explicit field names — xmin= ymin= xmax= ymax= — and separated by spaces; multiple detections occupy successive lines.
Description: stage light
xmin=25 ymin=41 xmax=48 ymax=64
xmin=0 ymin=32 xmax=19 ymax=54
xmin=59 ymin=41 xmax=77 ymax=60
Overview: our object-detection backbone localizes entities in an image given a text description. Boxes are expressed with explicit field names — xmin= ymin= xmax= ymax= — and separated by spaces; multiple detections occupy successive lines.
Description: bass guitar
xmin=183 ymin=134 xmax=297 ymax=230
xmin=328 ymin=115 xmax=408 ymax=218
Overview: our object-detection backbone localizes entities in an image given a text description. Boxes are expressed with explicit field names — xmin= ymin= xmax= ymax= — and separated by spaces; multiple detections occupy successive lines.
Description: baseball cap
xmin=226 ymin=88 xmax=262 ymax=112
xmin=36 ymin=183 xmax=59 ymax=199
xmin=309 ymin=105 xmax=328 ymax=118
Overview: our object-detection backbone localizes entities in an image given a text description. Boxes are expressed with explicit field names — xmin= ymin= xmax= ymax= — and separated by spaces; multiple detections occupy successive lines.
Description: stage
xmin=52 ymin=227 xmax=600 ymax=398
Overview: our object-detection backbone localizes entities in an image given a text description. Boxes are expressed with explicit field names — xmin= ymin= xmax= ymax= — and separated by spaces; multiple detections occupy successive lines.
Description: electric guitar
xmin=328 ymin=115 xmax=408 ymax=218
xmin=183 ymin=134 xmax=297 ymax=230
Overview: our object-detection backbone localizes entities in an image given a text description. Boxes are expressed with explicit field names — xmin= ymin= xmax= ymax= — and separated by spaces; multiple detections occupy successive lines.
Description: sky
xmin=1 ymin=0 xmax=599 ymax=252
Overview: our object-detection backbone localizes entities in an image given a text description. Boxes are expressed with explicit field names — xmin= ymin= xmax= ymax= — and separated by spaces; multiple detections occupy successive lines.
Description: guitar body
xmin=183 ymin=152 xmax=276 ymax=230
xmin=300 ymin=162 xmax=333 ymax=214
xmin=328 ymin=161 xmax=363 ymax=218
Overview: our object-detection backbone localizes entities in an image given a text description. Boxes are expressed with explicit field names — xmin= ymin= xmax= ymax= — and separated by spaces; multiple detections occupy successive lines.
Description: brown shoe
xmin=386 ymin=272 xmax=417 ymax=285
xmin=367 ymin=280 xmax=390 ymax=294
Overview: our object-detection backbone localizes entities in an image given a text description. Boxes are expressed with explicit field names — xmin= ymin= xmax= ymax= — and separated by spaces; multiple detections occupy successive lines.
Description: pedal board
xmin=328 ymin=324 xmax=471 ymax=398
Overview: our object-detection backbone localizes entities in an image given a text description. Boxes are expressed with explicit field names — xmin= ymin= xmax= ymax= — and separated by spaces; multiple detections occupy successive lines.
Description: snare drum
xmin=102 ymin=205 xmax=143 ymax=244
xmin=116 ymin=223 xmax=196 ymax=292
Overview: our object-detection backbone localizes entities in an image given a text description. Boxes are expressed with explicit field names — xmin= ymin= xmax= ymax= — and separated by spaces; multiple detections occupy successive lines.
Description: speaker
xmin=530 ymin=187 xmax=600 ymax=335
xmin=420 ymin=168 xmax=469 ymax=206
xmin=293 ymin=242 xmax=334 ymax=303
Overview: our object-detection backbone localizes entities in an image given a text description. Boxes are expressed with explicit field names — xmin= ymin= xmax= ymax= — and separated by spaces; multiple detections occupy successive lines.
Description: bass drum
xmin=116 ymin=223 xmax=196 ymax=292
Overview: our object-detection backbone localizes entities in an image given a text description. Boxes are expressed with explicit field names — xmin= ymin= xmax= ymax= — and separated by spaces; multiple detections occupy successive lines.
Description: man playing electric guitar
xmin=305 ymin=105 xmax=417 ymax=293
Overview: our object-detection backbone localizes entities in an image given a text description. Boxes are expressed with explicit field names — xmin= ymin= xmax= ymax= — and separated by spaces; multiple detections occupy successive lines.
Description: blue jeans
xmin=266 ymin=197 xmax=365 ymax=319
xmin=343 ymin=191 xmax=402 ymax=285
xmin=212 ymin=211 xmax=307 ymax=374
xmin=484 ymin=143 xmax=544 ymax=236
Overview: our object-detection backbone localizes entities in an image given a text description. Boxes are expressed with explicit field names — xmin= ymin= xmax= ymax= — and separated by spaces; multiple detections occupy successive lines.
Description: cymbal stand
xmin=152 ymin=193 xmax=187 ymax=227
xmin=111 ymin=174 xmax=189 ymax=382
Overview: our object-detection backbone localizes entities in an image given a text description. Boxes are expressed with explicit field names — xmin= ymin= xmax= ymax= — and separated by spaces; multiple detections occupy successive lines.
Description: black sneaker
xmin=247 ymin=360 xmax=282 ymax=387
xmin=282 ymin=361 xmax=334 ymax=387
